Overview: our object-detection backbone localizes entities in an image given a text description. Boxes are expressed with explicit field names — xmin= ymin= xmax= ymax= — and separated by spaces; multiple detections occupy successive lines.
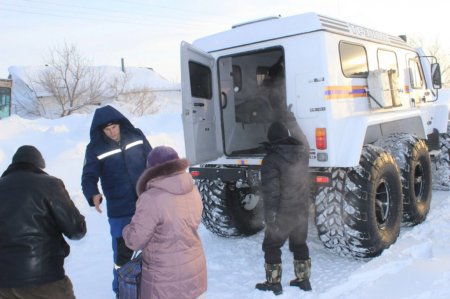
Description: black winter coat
xmin=261 ymin=127 xmax=310 ymax=224
xmin=0 ymin=163 xmax=86 ymax=288
xmin=81 ymin=105 xmax=152 ymax=218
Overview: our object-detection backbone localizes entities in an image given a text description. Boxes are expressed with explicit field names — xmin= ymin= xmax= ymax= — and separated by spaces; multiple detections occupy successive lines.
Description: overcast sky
xmin=1 ymin=0 xmax=449 ymax=82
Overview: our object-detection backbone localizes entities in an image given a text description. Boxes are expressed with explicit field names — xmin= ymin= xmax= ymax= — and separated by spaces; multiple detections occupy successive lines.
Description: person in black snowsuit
xmin=0 ymin=145 xmax=86 ymax=299
xmin=81 ymin=105 xmax=152 ymax=297
xmin=255 ymin=113 xmax=312 ymax=296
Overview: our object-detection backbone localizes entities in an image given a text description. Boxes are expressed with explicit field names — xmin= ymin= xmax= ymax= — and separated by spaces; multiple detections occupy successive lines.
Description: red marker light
xmin=316 ymin=176 xmax=330 ymax=184
xmin=190 ymin=170 xmax=200 ymax=177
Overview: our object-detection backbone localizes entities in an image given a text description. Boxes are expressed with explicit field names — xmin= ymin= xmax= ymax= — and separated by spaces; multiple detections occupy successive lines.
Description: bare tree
xmin=15 ymin=43 xmax=163 ymax=118
xmin=425 ymin=40 xmax=450 ymax=88
xmin=33 ymin=42 xmax=107 ymax=117
xmin=119 ymin=87 xmax=159 ymax=116
xmin=108 ymin=70 xmax=160 ymax=116
xmin=411 ymin=37 xmax=450 ymax=87
xmin=108 ymin=71 xmax=131 ymax=101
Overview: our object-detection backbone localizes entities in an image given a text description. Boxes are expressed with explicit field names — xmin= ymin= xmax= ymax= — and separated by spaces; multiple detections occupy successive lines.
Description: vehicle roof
xmin=193 ymin=12 xmax=411 ymax=53
xmin=0 ymin=78 xmax=12 ymax=88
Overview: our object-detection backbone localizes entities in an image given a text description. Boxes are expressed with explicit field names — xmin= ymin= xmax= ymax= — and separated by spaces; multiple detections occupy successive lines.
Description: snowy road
xmin=66 ymin=190 xmax=450 ymax=299
xmin=1 ymin=112 xmax=448 ymax=299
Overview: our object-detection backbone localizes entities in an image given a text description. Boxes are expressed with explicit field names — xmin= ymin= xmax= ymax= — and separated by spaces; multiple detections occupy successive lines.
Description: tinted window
xmin=340 ymin=42 xmax=368 ymax=78
xmin=189 ymin=61 xmax=212 ymax=99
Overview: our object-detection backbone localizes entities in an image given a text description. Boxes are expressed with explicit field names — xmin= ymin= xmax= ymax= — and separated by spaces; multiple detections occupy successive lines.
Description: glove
xmin=116 ymin=237 xmax=133 ymax=267
xmin=265 ymin=220 xmax=280 ymax=235
xmin=284 ymin=104 xmax=296 ymax=122
xmin=264 ymin=209 xmax=277 ymax=225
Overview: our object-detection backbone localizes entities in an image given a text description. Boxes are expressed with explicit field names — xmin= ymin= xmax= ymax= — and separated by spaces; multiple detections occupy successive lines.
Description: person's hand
xmin=264 ymin=210 xmax=277 ymax=225
xmin=92 ymin=194 xmax=103 ymax=213
xmin=285 ymin=104 xmax=296 ymax=121
xmin=265 ymin=222 xmax=280 ymax=235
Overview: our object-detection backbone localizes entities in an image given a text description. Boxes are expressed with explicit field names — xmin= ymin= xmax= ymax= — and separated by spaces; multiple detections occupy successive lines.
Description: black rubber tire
xmin=315 ymin=145 xmax=403 ymax=258
xmin=375 ymin=134 xmax=432 ymax=225
xmin=197 ymin=179 xmax=264 ymax=237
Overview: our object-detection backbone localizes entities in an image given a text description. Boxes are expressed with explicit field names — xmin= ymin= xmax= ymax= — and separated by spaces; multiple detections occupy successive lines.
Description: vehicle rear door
xmin=180 ymin=41 xmax=222 ymax=165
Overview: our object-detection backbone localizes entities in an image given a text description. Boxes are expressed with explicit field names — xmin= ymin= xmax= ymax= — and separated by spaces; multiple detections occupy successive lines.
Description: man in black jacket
xmin=0 ymin=145 xmax=86 ymax=299
xmin=255 ymin=114 xmax=312 ymax=296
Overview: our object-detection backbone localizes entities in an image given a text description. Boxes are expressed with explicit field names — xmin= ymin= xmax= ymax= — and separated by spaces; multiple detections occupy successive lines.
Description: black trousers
xmin=0 ymin=276 xmax=75 ymax=299
xmin=262 ymin=212 xmax=309 ymax=264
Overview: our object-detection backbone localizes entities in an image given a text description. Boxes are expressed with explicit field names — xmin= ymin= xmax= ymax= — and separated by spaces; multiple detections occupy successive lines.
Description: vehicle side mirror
xmin=431 ymin=63 xmax=442 ymax=89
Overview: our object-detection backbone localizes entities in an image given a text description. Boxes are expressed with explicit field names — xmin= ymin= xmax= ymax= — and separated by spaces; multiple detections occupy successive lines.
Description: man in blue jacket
xmin=81 ymin=105 xmax=152 ymax=297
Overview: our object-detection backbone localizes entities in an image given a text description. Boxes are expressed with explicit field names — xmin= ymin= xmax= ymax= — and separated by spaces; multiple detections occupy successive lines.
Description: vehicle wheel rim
xmin=242 ymin=193 xmax=260 ymax=210
xmin=413 ymin=163 xmax=425 ymax=202
xmin=375 ymin=178 xmax=390 ymax=228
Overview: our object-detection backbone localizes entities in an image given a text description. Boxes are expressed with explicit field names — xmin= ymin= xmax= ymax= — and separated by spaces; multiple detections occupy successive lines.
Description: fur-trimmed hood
xmin=136 ymin=158 xmax=189 ymax=196
xmin=123 ymin=158 xmax=206 ymax=299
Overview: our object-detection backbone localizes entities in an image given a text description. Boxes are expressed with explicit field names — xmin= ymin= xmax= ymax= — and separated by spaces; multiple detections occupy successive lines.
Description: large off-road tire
xmin=431 ymin=125 xmax=450 ymax=190
xmin=196 ymin=179 xmax=264 ymax=237
xmin=375 ymin=133 xmax=432 ymax=225
xmin=315 ymin=145 xmax=403 ymax=258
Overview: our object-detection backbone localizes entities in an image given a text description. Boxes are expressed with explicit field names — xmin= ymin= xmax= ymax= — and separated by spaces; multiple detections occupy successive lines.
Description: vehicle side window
xmin=409 ymin=58 xmax=424 ymax=89
xmin=256 ymin=66 xmax=270 ymax=86
xmin=378 ymin=49 xmax=398 ymax=75
xmin=339 ymin=42 xmax=368 ymax=78
xmin=189 ymin=61 xmax=212 ymax=99
xmin=0 ymin=88 xmax=9 ymax=106
xmin=232 ymin=65 xmax=242 ymax=92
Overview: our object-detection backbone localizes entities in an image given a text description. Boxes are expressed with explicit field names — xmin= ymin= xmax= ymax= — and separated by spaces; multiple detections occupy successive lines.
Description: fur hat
xmin=12 ymin=145 xmax=46 ymax=169
xmin=146 ymin=146 xmax=179 ymax=168
xmin=267 ymin=121 xmax=289 ymax=142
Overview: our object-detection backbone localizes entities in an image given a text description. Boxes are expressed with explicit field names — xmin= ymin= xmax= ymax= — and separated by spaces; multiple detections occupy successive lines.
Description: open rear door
xmin=180 ymin=41 xmax=222 ymax=165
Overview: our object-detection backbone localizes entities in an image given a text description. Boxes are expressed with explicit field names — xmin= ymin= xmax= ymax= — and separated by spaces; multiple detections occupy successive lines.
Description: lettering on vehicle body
xmin=348 ymin=24 xmax=389 ymax=42
xmin=310 ymin=107 xmax=326 ymax=112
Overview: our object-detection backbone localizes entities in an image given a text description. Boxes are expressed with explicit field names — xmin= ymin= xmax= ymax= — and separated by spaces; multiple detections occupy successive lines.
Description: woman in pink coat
xmin=122 ymin=146 xmax=207 ymax=299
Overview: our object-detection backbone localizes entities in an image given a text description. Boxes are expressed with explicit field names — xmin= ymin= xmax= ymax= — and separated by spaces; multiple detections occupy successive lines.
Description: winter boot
xmin=255 ymin=263 xmax=283 ymax=295
xmin=290 ymin=259 xmax=312 ymax=291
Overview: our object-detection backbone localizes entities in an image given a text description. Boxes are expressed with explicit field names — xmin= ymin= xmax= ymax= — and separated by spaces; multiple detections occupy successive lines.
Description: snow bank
xmin=0 ymin=112 xmax=449 ymax=299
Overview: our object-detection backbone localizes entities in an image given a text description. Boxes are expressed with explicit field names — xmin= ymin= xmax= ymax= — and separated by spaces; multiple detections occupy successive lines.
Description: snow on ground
xmin=0 ymin=111 xmax=449 ymax=299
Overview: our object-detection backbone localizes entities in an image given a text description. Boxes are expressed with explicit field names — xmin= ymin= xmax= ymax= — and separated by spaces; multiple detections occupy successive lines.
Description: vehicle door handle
xmin=194 ymin=103 xmax=204 ymax=107
xmin=221 ymin=92 xmax=227 ymax=109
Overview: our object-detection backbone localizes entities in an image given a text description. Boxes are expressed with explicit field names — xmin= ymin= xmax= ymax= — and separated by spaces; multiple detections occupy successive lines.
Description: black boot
xmin=255 ymin=263 xmax=283 ymax=295
xmin=290 ymin=259 xmax=312 ymax=291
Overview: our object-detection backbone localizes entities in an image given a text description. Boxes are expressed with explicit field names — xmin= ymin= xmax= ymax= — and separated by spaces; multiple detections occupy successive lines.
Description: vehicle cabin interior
xmin=218 ymin=47 xmax=287 ymax=157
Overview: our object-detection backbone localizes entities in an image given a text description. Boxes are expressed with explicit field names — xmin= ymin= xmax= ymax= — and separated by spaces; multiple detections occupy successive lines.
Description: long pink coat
xmin=123 ymin=159 xmax=207 ymax=299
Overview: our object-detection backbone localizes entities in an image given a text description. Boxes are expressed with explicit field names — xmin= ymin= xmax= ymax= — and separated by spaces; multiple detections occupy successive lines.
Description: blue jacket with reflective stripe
xmin=81 ymin=105 xmax=152 ymax=218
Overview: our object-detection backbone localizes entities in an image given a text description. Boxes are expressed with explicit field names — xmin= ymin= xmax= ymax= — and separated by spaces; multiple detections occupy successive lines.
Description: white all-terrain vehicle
xmin=180 ymin=12 xmax=450 ymax=258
